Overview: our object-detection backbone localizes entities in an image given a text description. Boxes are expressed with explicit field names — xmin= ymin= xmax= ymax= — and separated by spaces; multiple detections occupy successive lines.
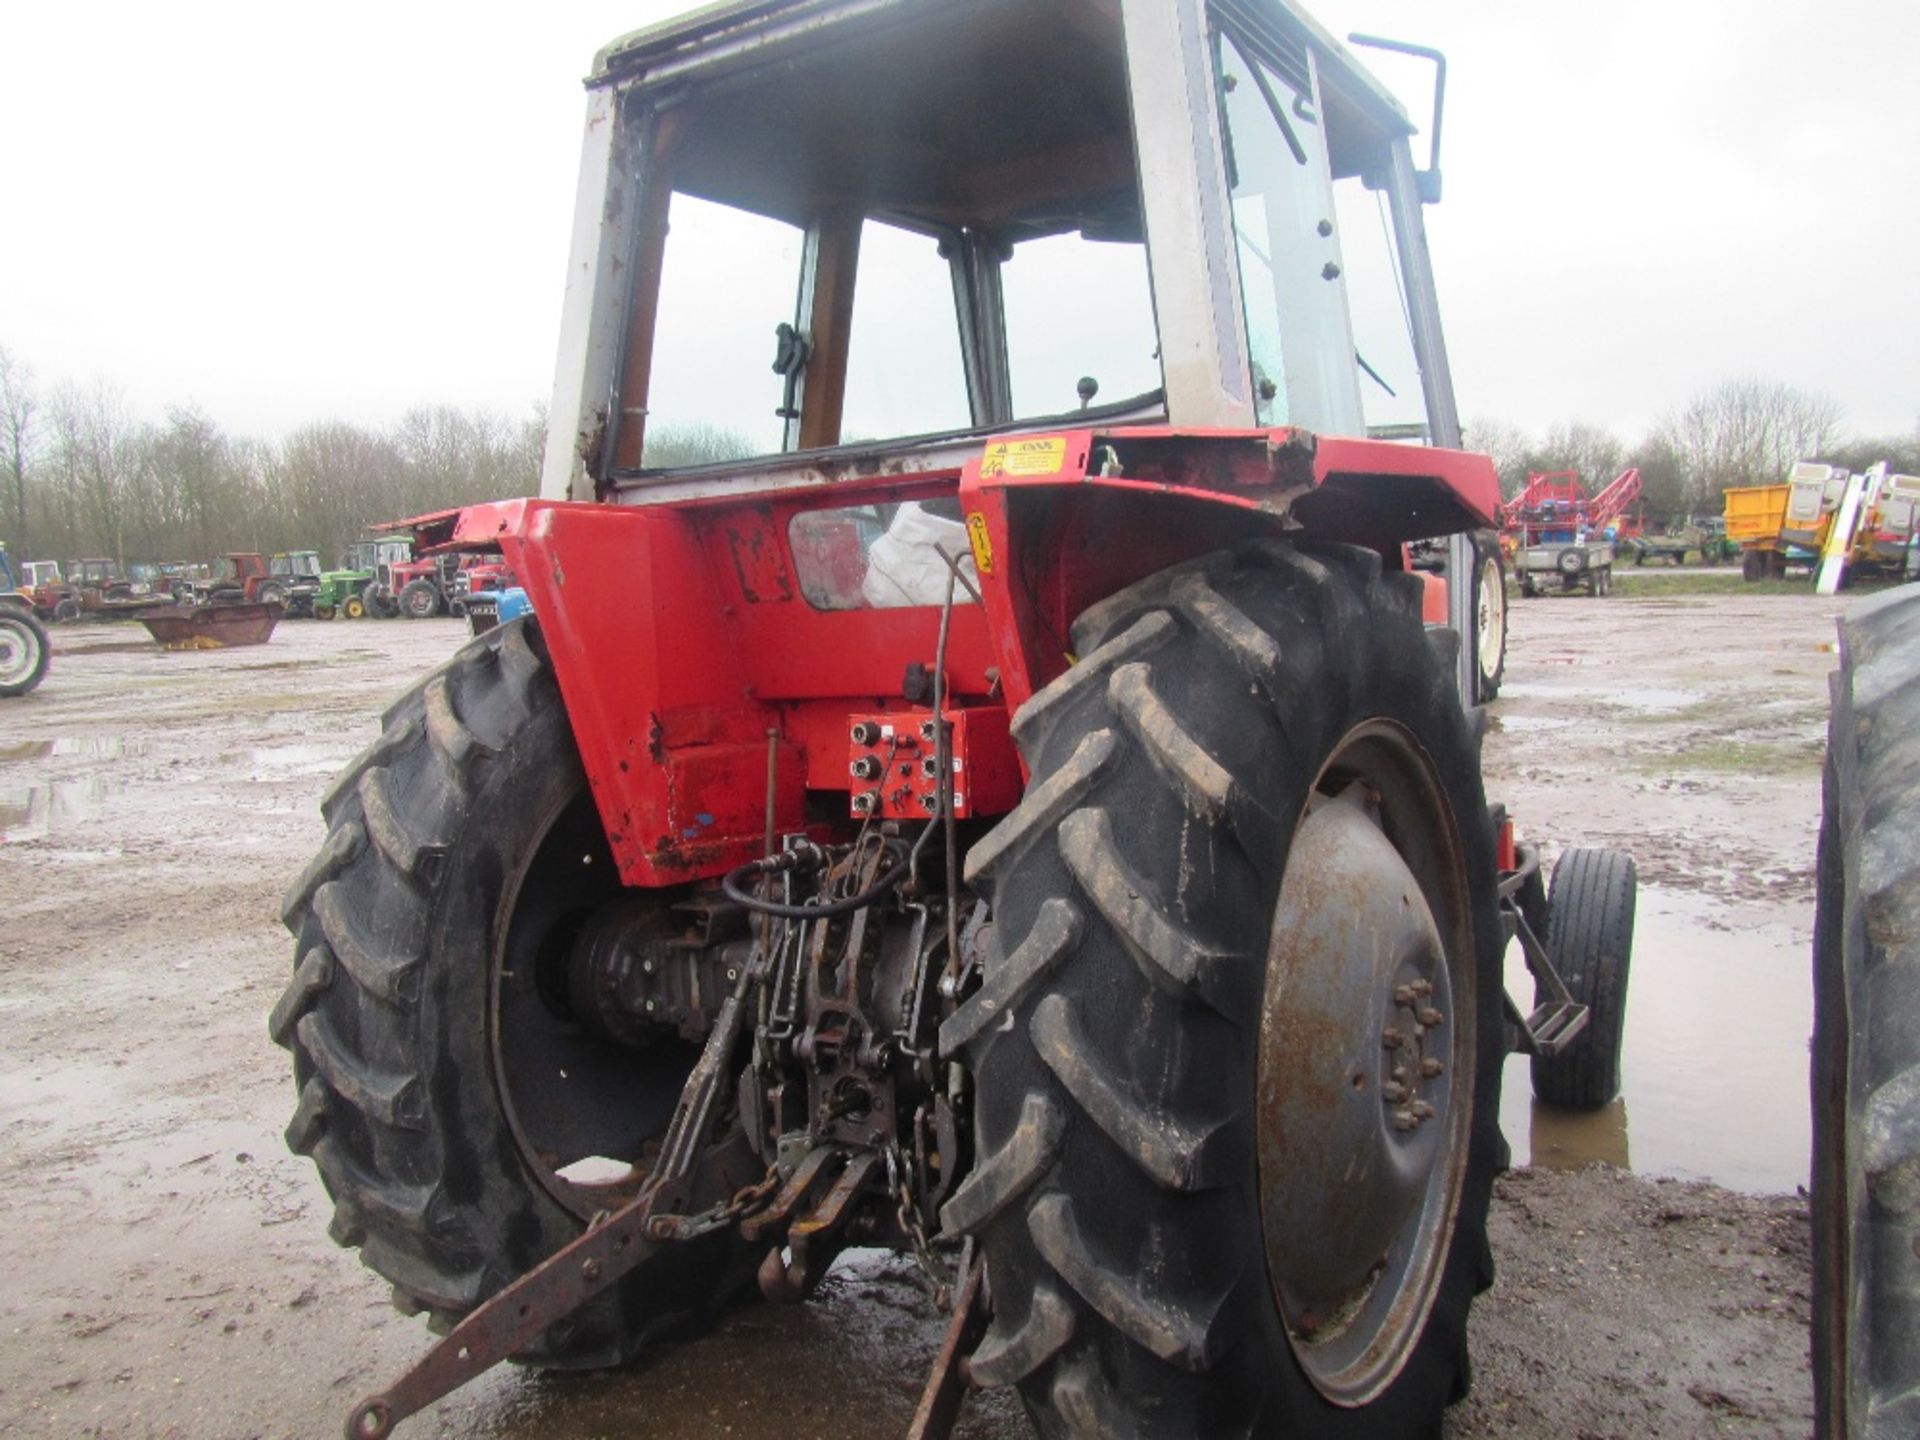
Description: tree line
xmin=0 ymin=345 xmax=546 ymax=570
xmin=5 ymin=342 xmax=1915 ymax=570
xmin=1468 ymin=377 xmax=1919 ymax=522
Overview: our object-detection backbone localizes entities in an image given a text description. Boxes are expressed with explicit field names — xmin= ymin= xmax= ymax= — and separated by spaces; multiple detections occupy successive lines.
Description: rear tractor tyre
xmin=361 ymin=583 xmax=394 ymax=619
xmin=400 ymin=579 xmax=442 ymax=620
xmin=1470 ymin=530 xmax=1506 ymax=703
xmin=344 ymin=594 xmax=367 ymax=620
xmin=1529 ymin=848 xmax=1636 ymax=1111
xmin=1812 ymin=585 xmax=1920 ymax=1439
xmin=951 ymin=541 xmax=1505 ymax=1437
xmin=54 ymin=598 xmax=80 ymax=623
xmin=0 ymin=607 xmax=50 ymax=696
xmin=272 ymin=618 xmax=757 ymax=1368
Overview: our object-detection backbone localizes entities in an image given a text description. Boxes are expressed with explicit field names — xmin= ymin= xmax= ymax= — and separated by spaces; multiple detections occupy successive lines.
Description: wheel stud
xmin=1393 ymin=984 xmax=1416 ymax=1005
xmin=1417 ymin=1007 xmax=1444 ymax=1028
xmin=1382 ymin=1027 xmax=1404 ymax=1050
xmin=1410 ymin=1100 xmax=1435 ymax=1120
xmin=1382 ymin=1082 xmax=1408 ymax=1103
xmin=1420 ymin=1057 xmax=1444 ymax=1078
xmin=1393 ymin=1109 xmax=1419 ymax=1132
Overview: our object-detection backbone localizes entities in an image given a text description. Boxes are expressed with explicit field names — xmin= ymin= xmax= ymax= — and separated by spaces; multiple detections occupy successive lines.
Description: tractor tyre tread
xmin=953 ymin=540 xmax=1503 ymax=1437
xmin=271 ymin=618 xmax=733 ymax=1369
xmin=1813 ymin=583 xmax=1920 ymax=1438
xmin=1528 ymin=848 xmax=1636 ymax=1111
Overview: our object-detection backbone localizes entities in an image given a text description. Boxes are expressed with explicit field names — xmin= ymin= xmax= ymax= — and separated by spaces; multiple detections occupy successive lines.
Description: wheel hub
xmin=0 ymin=622 xmax=39 ymax=685
xmin=1256 ymin=730 xmax=1474 ymax=1406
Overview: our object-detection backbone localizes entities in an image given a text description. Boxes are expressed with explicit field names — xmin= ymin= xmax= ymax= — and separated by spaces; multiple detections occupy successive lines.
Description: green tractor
xmin=313 ymin=537 xmax=412 ymax=619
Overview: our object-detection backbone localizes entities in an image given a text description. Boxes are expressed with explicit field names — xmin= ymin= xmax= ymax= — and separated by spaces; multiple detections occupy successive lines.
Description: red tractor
xmin=362 ymin=515 xmax=509 ymax=619
xmin=277 ymin=5 xmax=1636 ymax=1438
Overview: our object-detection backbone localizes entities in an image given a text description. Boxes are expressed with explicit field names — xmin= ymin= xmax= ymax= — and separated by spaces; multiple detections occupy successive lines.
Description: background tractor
xmin=276 ymin=5 xmax=1635 ymax=1438
xmin=313 ymin=537 xmax=413 ymax=619
xmin=0 ymin=545 xmax=51 ymax=696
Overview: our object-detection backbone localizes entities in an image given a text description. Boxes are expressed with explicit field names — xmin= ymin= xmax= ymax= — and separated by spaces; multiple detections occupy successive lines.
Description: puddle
xmin=1500 ymin=886 xmax=1810 ymax=1194
xmin=1489 ymin=714 xmax=1573 ymax=733
xmin=0 ymin=776 xmax=126 ymax=841
xmin=0 ymin=736 xmax=147 ymax=762
xmin=1498 ymin=683 xmax=1702 ymax=712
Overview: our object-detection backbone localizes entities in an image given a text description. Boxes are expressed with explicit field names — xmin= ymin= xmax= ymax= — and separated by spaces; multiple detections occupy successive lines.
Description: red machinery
xmin=1502 ymin=467 xmax=1643 ymax=545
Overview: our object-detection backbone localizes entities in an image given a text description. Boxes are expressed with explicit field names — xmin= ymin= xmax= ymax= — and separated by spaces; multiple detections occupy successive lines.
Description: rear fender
xmin=957 ymin=426 xmax=1496 ymax=711
xmin=448 ymin=427 xmax=1492 ymax=887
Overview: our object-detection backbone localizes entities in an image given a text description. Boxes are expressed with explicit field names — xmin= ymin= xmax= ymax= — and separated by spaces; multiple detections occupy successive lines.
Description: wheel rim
xmin=489 ymin=784 xmax=700 ymax=1219
xmin=344 ymin=597 xmax=364 ymax=618
xmin=0 ymin=619 xmax=40 ymax=686
xmin=1475 ymin=557 xmax=1504 ymax=683
xmin=1257 ymin=721 xmax=1476 ymax=1407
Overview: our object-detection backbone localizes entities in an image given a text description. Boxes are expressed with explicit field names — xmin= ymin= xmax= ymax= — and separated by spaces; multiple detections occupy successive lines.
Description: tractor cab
xmin=270 ymin=550 xmax=323 ymax=580
xmin=552 ymin=0 xmax=1454 ymax=485
xmin=542 ymin=0 xmax=1478 ymax=688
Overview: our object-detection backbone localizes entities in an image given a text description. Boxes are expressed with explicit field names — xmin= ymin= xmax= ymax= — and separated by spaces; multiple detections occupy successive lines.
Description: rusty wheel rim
xmin=1257 ymin=720 xmax=1477 ymax=1406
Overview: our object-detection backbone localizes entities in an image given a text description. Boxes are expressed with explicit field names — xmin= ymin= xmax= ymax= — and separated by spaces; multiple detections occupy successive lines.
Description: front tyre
xmin=947 ymin=542 xmax=1504 ymax=1437
xmin=271 ymin=619 xmax=754 ymax=1367
xmin=1470 ymin=530 xmax=1506 ymax=702
xmin=400 ymin=580 xmax=442 ymax=619
xmin=0 ymin=607 xmax=50 ymax=696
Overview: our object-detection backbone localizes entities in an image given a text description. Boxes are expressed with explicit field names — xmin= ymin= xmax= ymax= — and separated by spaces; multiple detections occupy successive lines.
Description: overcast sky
xmin=1 ymin=0 xmax=1914 ymax=448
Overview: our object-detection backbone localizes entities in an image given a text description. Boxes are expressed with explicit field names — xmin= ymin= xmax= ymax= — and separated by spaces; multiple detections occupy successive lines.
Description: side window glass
xmin=643 ymin=193 xmax=805 ymax=466
xmin=1333 ymin=175 xmax=1430 ymax=439
xmin=1002 ymin=233 xmax=1160 ymax=420
xmin=1215 ymin=30 xmax=1364 ymax=435
xmin=841 ymin=219 xmax=972 ymax=442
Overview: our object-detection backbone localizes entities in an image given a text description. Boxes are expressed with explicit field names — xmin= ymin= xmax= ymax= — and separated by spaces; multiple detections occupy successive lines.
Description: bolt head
xmin=1382 ymin=1082 xmax=1408 ymax=1104
xmin=1393 ymin=1110 xmax=1419 ymax=1132
xmin=1417 ymin=1007 xmax=1444 ymax=1029
xmin=1393 ymin=984 xmax=1416 ymax=1006
xmin=1381 ymin=1028 xmax=1404 ymax=1050
xmin=1410 ymin=1099 xmax=1435 ymax=1119
xmin=581 ymin=1257 xmax=603 ymax=1282
xmin=1420 ymin=1057 xmax=1445 ymax=1078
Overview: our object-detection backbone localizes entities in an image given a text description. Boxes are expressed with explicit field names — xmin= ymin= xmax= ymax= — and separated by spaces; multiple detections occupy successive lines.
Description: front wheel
xmin=258 ymin=581 xmax=289 ymax=609
xmin=1529 ymin=848 xmax=1636 ymax=1111
xmin=948 ymin=542 xmax=1504 ymax=1436
xmin=1470 ymin=530 xmax=1506 ymax=702
xmin=54 ymin=597 xmax=80 ymax=623
xmin=313 ymin=603 xmax=336 ymax=622
xmin=273 ymin=620 xmax=756 ymax=1368
xmin=0 ymin=607 xmax=50 ymax=696
xmin=400 ymin=579 xmax=442 ymax=619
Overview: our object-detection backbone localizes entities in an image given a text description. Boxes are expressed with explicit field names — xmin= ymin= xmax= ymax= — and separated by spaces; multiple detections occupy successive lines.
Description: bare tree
xmin=1462 ymin=416 xmax=1533 ymax=499
xmin=1658 ymin=378 xmax=1846 ymax=509
xmin=1529 ymin=421 xmax=1628 ymax=488
xmin=0 ymin=346 xmax=37 ymax=554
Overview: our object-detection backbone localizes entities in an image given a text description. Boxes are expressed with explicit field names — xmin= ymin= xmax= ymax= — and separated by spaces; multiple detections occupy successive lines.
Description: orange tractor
xmin=276 ymin=4 xmax=1636 ymax=1437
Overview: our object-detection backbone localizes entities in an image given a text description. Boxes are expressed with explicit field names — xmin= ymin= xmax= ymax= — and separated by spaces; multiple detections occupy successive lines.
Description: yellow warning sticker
xmin=980 ymin=436 xmax=1067 ymax=478
xmin=965 ymin=512 xmax=995 ymax=576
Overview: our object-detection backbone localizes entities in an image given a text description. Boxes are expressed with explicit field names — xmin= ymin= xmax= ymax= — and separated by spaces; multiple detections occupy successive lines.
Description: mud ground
xmin=0 ymin=581 xmax=1842 ymax=1438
